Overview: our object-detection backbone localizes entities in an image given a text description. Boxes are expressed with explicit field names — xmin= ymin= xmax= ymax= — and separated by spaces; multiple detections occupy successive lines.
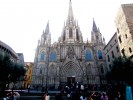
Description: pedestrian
xmin=101 ymin=92 xmax=108 ymax=100
xmin=27 ymin=84 xmax=30 ymax=93
xmin=6 ymin=92 xmax=20 ymax=100
xmin=67 ymin=93 xmax=71 ymax=100
xmin=43 ymin=92 xmax=50 ymax=100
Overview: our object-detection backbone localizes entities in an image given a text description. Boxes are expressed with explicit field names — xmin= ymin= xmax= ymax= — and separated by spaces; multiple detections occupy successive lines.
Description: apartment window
xmin=118 ymin=36 xmax=122 ymax=43
xmin=107 ymin=55 xmax=110 ymax=62
xmin=111 ymin=51 xmax=115 ymax=58
xmin=125 ymin=34 xmax=127 ymax=39
xmin=29 ymin=70 xmax=31 ymax=74
xmin=121 ymin=49 xmax=125 ymax=56
xmin=117 ymin=28 xmax=119 ymax=33
xmin=116 ymin=46 xmax=119 ymax=52
xmin=129 ymin=47 xmax=132 ymax=53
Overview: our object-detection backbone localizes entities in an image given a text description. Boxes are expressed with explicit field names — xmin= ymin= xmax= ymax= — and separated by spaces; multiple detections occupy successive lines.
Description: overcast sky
xmin=0 ymin=0 xmax=132 ymax=62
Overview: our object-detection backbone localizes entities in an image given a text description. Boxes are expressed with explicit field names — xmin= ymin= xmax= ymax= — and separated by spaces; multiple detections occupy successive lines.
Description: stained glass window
xmin=98 ymin=50 xmax=103 ymax=59
xmin=49 ymin=51 xmax=56 ymax=61
xmin=40 ymin=51 xmax=45 ymax=61
xmin=85 ymin=50 xmax=92 ymax=61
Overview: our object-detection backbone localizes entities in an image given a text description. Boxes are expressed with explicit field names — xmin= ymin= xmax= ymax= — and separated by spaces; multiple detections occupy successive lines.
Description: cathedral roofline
xmin=92 ymin=18 xmax=99 ymax=32
xmin=66 ymin=0 xmax=74 ymax=24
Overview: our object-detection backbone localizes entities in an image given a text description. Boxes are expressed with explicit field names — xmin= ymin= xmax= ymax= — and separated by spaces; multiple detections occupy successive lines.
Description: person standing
xmin=27 ymin=84 xmax=30 ymax=93
xmin=43 ymin=92 xmax=50 ymax=100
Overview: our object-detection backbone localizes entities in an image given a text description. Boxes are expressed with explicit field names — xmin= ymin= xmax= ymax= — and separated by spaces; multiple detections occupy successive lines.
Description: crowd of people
xmin=3 ymin=91 xmax=20 ymax=100
xmin=54 ymin=82 xmax=127 ymax=100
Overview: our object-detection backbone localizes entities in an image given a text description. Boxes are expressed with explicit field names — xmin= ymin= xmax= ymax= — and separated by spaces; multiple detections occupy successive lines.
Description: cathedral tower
xmin=60 ymin=0 xmax=83 ymax=43
xmin=91 ymin=19 xmax=105 ymax=45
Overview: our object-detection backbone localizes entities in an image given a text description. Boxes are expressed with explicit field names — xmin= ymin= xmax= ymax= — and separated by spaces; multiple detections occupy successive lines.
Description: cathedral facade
xmin=32 ymin=1 xmax=107 ymax=89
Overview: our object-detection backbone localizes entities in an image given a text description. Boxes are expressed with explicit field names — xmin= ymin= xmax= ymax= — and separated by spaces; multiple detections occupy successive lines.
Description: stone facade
xmin=104 ymin=4 xmax=133 ymax=72
xmin=104 ymin=33 xmax=121 ymax=71
xmin=32 ymin=1 xmax=107 ymax=89
xmin=115 ymin=4 xmax=133 ymax=58
xmin=24 ymin=62 xmax=34 ymax=88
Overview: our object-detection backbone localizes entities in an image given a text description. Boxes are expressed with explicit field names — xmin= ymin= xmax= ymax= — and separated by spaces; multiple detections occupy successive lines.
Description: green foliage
xmin=108 ymin=56 xmax=133 ymax=83
xmin=0 ymin=53 xmax=26 ymax=89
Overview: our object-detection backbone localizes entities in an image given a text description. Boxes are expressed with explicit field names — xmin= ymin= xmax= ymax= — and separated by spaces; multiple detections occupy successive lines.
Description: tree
xmin=0 ymin=53 xmax=26 ymax=90
xmin=107 ymin=56 xmax=133 ymax=84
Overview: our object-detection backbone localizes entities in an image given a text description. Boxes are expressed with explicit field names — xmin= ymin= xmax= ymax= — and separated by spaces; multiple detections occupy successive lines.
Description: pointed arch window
xmin=85 ymin=50 xmax=92 ymax=61
xmin=39 ymin=64 xmax=44 ymax=74
xmin=69 ymin=28 xmax=73 ymax=38
xmin=76 ymin=29 xmax=79 ymax=40
xmin=98 ymin=50 xmax=103 ymax=59
xmin=63 ymin=30 xmax=65 ymax=41
xmin=40 ymin=51 xmax=45 ymax=61
xmin=49 ymin=51 xmax=56 ymax=62
xmin=100 ymin=65 xmax=104 ymax=74
xmin=87 ymin=64 xmax=92 ymax=75
xmin=129 ymin=47 xmax=132 ymax=53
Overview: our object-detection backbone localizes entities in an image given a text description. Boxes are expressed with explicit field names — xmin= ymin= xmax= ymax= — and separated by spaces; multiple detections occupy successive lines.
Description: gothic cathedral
xmin=32 ymin=1 xmax=107 ymax=89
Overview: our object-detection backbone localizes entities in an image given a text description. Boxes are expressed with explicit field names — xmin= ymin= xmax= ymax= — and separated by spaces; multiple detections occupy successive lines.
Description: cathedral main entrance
xmin=67 ymin=76 xmax=75 ymax=84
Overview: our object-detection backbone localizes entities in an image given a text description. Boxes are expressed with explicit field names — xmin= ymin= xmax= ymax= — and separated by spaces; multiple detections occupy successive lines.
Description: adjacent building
xmin=104 ymin=33 xmax=121 ymax=71
xmin=0 ymin=40 xmax=26 ymax=89
xmin=0 ymin=40 xmax=18 ymax=63
xmin=115 ymin=4 xmax=133 ymax=58
xmin=24 ymin=62 xmax=34 ymax=88
xmin=32 ymin=1 xmax=107 ymax=89
xmin=104 ymin=4 xmax=133 ymax=71
xmin=17 ymin=53 xmax=25 ymax=65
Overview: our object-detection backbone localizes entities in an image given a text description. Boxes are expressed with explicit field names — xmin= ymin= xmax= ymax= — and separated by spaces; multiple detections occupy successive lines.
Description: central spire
xmin=67 ymin=0 xmax=74 ymax=24
xmin=92 ymin=18 xmax=98 ymax=32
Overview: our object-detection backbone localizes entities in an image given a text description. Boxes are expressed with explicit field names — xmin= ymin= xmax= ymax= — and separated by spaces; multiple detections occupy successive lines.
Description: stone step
xmin=20 ymin=96 xmax=68 ymax=100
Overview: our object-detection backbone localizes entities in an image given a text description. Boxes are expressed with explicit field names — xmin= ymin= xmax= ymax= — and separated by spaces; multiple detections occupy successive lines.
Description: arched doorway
xmin=60 ymin=61 xmax=83 ymax=85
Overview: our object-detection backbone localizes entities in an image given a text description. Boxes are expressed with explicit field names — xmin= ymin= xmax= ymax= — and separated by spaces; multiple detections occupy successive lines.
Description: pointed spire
xmin=45 ymin=20 xmax=49 ymax=34
xmin=92 ymin=18 xmax=98 ymax=32
xmin=67 ymin=0 xmax=74 ymax=23
xmin=98 ymin=27 xmax=100 ymax=32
